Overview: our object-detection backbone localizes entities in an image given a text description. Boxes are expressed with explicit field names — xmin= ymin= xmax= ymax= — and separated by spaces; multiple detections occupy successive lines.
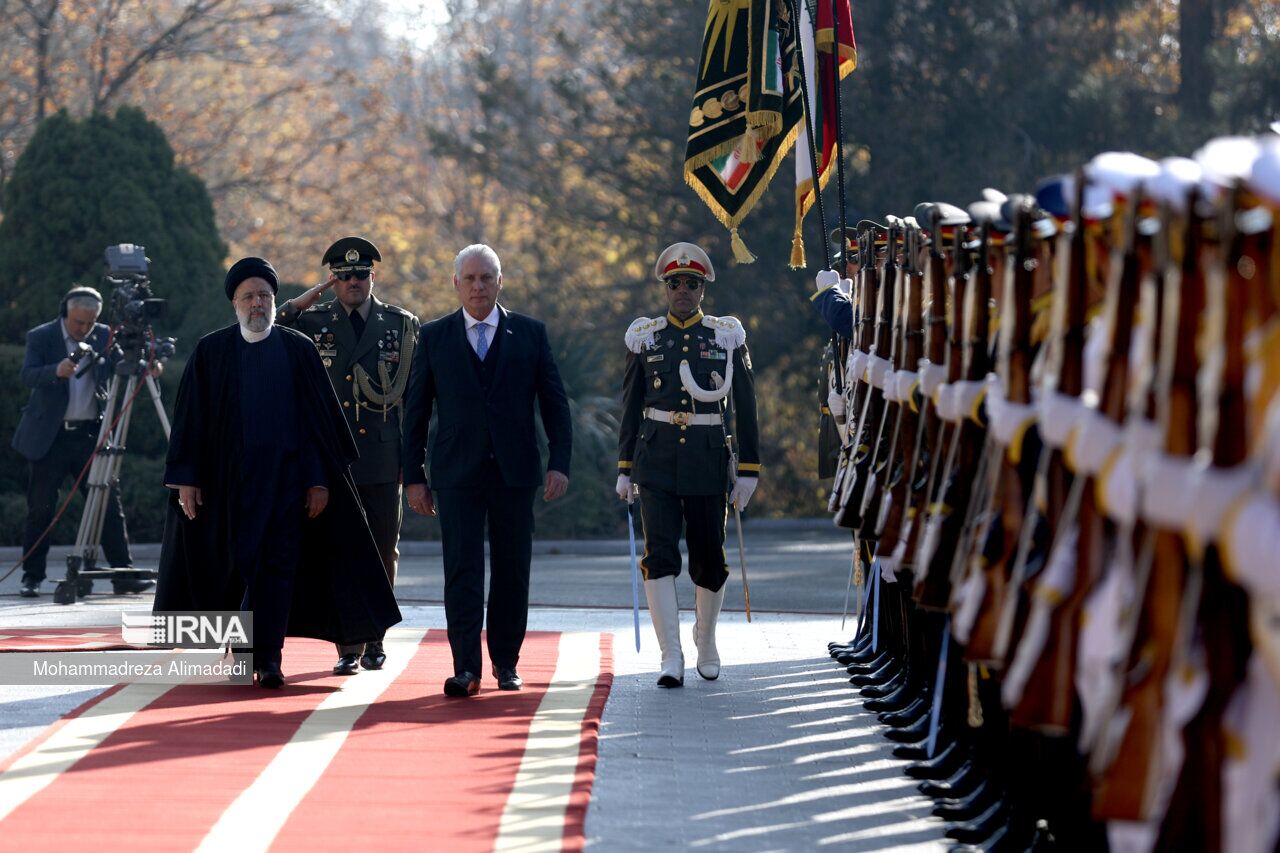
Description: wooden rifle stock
xmin=967 ymin=199 xmax=1040 ymax=664
xmin=877 ymin=222 xmax=927 ymax=554
xmin=1092 ymin=192 xmax=1204 ymax=820
xmin=1154 ymin=189 xmax=1254 ymax=853
xmin=859 ymin=221 xmax=905 ymax=540
xmin=829 ymin=227 xmax=877 ymax=516
xmin=916 ymin=222 xmax=993 ymax=610
xmin=903 ymin=220 xmax=953 ymax=574
xmin=1008 ymin=172 xmax=1091 ymax=732
xmin=835 ymin=225 xmax=890 ymax=528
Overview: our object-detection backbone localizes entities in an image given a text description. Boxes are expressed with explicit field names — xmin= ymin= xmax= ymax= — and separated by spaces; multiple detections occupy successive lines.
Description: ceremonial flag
xmin=792 ymin=0 xmax=857 ymax=268
xmin=684 ymin=0 xmax=805 ymax=263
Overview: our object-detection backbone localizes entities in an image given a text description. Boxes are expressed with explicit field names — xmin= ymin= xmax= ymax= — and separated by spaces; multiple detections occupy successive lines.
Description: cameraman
xmin=12 ymin=286 xmax=152 ymax=597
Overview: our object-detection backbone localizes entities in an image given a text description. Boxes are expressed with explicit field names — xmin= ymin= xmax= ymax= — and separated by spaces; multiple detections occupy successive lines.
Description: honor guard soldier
xmin=276 ymin=236 xmax=420 ymax=674
xmin=615 ymin=242 xmax=761 ymax=687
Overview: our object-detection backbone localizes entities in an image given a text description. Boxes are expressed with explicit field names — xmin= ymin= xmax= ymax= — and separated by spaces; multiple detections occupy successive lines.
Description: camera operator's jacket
xmin=12 ymin=319 xmax=110 ymax=462
xmin=277 ymin=297 xmax=420 ymax=486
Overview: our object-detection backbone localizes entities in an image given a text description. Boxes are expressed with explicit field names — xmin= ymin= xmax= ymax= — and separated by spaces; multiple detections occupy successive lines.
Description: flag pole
xmin=828 ymin=0 xmax=849 ymax=245
xmin=786 ymin=0 xmax=831 ymax=271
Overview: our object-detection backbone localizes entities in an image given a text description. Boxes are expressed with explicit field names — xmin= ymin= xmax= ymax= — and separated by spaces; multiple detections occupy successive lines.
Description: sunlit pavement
xmin=0 ymin=525 xmax=947 ymax=850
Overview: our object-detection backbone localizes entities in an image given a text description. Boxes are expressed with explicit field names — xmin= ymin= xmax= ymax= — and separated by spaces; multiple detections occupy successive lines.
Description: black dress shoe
xmin=880 ymin=696 xmax=929 ymax=727
xmin=861 ymin=670 xmax=909 ymax=700
xmin=360 ymin=642 xmax=386 ymax=670
xmin=945 ymin=800 xmax=1007 ymax=843
xmin=257 ymin=662 xmax=285 ymax=689
xmin=863 ymin=675 xmax=915 ymax=707
xmin=883 ymin=712 xmax=931 ymax=743
xmin=492 ymin=666 xmax=523 ymax=691
xmin=444 ymin=671 xmax=480 ymax=697
xmin=851 ymin=660 xmax=900 ymax=687
xmin=19 ymin=578 xmax=40 ymax=597
xmin=919 ymin=761 xmax=982 ymax=799
xmin=932 ymin=781 xmax=999 ymax=822
xmin=76 ymin=577 xmax=93 ymax=597
xmin=112 ymin=577 xmax=155 ymax=595
xmin=906 ymin=738 xmax=965 ymax=780
xmin=893 ymin=734 xmax=955 ymax=761
xmin=333 ymin=654 xmax=361 ymax=675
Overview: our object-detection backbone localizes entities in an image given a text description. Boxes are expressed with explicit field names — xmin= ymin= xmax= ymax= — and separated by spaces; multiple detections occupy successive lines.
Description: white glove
xmin=815 ymin=269 xmax=840 ymax=291
xmin=615 ymin=473 xmax=634 ymax=503
xmin=839 ymin=277 xmax=853 ymax=295
xmin=730 ymin=476 xmax=758 ymax=510
xmin=826 ymin=389 xmax=845 ymax=420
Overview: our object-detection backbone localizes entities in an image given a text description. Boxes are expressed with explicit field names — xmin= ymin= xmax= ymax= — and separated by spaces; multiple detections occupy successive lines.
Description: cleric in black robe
xmin=156 ymin=257 xmax=400 ymax=688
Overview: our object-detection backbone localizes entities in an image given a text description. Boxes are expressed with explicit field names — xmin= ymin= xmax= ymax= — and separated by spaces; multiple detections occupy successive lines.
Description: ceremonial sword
xmin=625 ymin=491 xmax=642 ymax=652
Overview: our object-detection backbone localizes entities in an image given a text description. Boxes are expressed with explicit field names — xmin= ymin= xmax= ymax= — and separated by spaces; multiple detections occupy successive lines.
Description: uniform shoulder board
xmin=303 ymin=300 xmax=333 ymax=313
xmin=625 ymin=316 xmax=668 ymax=354
xmin=382 ymin=303 xmax=412 ymax=317
xmin=701 ymin=314 xmax=746 ymax=351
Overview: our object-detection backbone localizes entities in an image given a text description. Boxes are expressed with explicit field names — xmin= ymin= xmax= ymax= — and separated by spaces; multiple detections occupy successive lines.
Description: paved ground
xmin=0 ymin=524 xmax=949 ymax=851
xmin=0 ymin=520 xmax=861 ymax=614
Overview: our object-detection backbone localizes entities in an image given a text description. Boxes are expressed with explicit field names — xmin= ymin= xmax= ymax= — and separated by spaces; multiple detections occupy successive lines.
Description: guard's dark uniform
xmin=618 ymin=310 xmax=760 ymax=590
xmin=276 ymin=241 xmax=418 ymax=666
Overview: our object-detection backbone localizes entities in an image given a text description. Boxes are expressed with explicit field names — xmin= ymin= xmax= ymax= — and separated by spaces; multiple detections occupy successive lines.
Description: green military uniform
xmin=276 ymin=237 xmax=419 ymax=669
xmin=618 ymin=309 xmax=761 ymax=589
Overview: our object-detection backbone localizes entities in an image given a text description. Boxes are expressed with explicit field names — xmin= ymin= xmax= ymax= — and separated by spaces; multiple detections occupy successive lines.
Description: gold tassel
xmin=789 ymin=230 xmax=806 ymax=269
xmin=736 ymin=127 xmax=762 ymax=164
xmin=730 ymin=228 xmax=756 ymax=264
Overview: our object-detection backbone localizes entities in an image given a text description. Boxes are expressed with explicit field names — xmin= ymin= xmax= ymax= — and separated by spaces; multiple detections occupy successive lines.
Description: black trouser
xmin=637 ymin=485 xmax=729 ymax=592
xmin=338 ymin=481 xmax=402 ymax=655
xmin=21 ymin=424 xmax=132 ymax=582
xmin=436 ymin=467 xmax=537 ymax=677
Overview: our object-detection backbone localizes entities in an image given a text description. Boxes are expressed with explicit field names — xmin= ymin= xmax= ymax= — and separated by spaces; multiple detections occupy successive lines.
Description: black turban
xmin=224 ymin=257 xmax=279 ymax=300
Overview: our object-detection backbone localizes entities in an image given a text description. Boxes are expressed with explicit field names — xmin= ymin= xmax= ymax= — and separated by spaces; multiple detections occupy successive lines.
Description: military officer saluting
xmin=276 ymin=236 xmax=420 ymax=675
xmin=616 ymin=242 xmax=761 ymax=687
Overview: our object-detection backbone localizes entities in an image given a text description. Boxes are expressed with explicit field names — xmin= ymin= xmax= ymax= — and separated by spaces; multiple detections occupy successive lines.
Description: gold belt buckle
xmin=672 ymin=411 xmax=690 ymax=426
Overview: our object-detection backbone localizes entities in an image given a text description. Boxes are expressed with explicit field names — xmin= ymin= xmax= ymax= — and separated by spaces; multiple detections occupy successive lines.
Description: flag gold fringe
xmin=730 ymin=228 xmax=757 ymax=264
xmin=736 ymin=127 xmax=762 ymax=164
xmin=790 ymin=230 xmax=806 ymax=269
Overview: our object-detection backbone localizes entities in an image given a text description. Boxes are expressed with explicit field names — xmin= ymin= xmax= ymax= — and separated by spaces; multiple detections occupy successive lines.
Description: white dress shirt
xmin=463 ymin=306 xmax=499 ymax=359
xmin=62 ymin=322 xmax=98 ymax=422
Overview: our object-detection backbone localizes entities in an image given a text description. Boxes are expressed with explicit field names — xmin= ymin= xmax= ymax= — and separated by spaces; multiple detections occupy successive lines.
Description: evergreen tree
xmin=0 ymin=106 xmax=227 ymax=345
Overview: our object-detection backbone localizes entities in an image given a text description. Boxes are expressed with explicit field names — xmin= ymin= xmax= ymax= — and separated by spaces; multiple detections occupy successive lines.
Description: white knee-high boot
xmin=644 ymin=576 xmax=684 ymax=687
xmin=693 ymin=584 xmax=725 ymax=680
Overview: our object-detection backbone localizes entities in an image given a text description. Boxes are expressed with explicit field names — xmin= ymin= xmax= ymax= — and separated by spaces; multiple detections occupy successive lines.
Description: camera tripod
xmin=53 ymin=363 xmax=172 ymax=605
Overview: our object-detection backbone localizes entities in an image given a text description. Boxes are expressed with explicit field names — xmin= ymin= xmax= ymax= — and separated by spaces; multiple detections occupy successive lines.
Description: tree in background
xmin=0 ymin=106 xmax=226 ymax=341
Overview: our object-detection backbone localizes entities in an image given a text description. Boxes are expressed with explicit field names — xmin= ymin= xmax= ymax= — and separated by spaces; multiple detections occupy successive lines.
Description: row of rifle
xmin=818 ymin=135 xmax=1280 ymax=852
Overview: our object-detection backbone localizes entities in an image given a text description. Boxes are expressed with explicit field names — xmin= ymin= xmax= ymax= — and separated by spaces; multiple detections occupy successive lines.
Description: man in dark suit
xmin=403 ymin=243 xmax=572 ymax=697
xmin=276 ymin=236 xmax=420 ymax=675
xmin=12 ymin=286 xmax=150 ymax=597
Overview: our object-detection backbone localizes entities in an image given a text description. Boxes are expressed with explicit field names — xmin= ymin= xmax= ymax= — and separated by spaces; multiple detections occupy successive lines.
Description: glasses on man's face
xmin=337 ymin=271 xmax=370 ymax=282
xmin=236 ymin=291 xmax=274 ymax=305
xmin=666 ymin=277 xmax=702 ymax=291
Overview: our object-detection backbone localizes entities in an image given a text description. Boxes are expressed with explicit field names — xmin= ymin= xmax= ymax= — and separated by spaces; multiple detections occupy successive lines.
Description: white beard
xmin=236 ymin=306 xmax=274 ymax=342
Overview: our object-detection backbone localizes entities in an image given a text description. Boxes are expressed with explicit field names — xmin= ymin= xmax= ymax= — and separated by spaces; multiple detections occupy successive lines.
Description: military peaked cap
xmin=654 ymin=242 xmax=715 ymax=282
xmin=322 ymin=236 xmax=381 ymax=273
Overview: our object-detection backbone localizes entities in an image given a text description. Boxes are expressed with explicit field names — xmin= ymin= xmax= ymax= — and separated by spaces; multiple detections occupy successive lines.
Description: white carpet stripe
xmin=0 ymin=682 xmax=170 ymax=821
xmin=494 ymin=632 xmax=601 ymax=852
xmin=195 ymin=626 xmax=428 ymax=853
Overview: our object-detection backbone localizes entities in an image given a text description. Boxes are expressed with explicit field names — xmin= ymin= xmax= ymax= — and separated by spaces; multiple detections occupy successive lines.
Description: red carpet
xmin=0 ymin=630 xmax=612 ymax=852
xmin=0 ymin=627 xmax=147 ymax=652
